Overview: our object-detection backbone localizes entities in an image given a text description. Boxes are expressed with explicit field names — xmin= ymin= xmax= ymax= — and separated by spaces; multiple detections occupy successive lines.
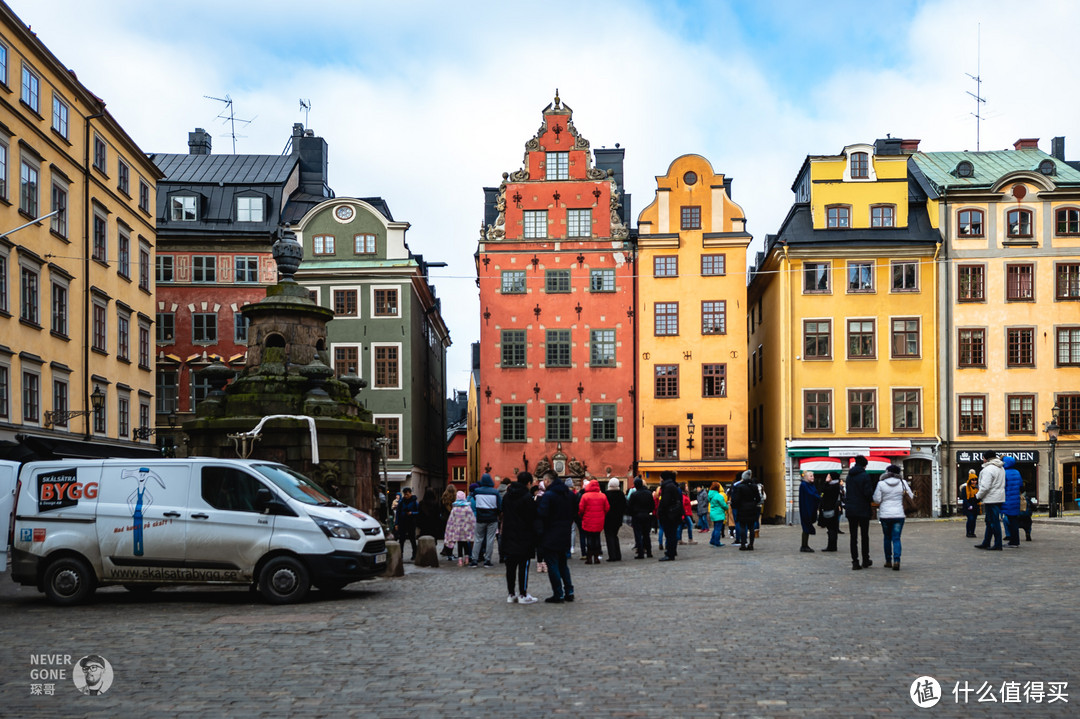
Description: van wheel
xmin=43 ymin=557 xmax=96 ymax=606
xmin=258 ymin=556 xmax=310 ymax=604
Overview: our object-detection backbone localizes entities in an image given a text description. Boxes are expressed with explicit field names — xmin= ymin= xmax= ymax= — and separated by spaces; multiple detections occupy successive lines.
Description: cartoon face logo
xmin=72 ymin=655 xmax=113 ymax=696
xmin=122 ymin=468 xmax=166 ymax=557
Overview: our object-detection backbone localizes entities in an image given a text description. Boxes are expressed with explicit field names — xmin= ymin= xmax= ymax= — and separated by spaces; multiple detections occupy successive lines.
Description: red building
xmin=476 ymin=94 xmax=635 ymax=484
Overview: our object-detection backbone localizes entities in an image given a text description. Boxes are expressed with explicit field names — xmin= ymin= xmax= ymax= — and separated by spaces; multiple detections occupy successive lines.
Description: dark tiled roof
xmin=766 ymin=201 xmax=940 ymax=255
xmin=151 ymin=153 xmax=296 ymax=185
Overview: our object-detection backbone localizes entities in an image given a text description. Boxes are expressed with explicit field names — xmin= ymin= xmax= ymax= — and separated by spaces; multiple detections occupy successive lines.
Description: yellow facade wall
xmin=635 ymin=155 xmax=751 ymax=487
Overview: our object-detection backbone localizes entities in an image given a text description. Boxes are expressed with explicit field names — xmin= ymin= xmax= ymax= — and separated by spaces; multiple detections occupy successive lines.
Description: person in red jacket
xmin=578 ymin=480 xmax=610 ymax=565
xmin=678 ymin=483 xmax=698 ymax=545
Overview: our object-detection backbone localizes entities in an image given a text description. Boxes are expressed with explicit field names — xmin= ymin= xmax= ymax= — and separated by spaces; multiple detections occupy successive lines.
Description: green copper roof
xmin=913 ymin=149 xmax=1080 ymax=193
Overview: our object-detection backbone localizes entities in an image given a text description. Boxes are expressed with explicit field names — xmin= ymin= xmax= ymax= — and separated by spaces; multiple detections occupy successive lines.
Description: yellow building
xmin=749 ymin=139 xmax=941 ymax=522
xmin=635 ymin=155 xmax=751 ymax=490
xmin=0 ymin=4 xmax=161 ymax=458
xmin=913 ymin=138 xmax=1080 ymax=513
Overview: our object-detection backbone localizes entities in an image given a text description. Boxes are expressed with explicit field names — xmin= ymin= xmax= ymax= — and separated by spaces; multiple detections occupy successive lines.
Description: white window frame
xmin=235 ymin=255 xmax=259 ymax=283
xmin=523 ymin=210 xmax=547 ymax=239
xmin=236 ymin=196 xmax=264 ymax=222
xmin=370 ymin=285 xmax=401 ymax=318
xmin=331 ymin=342 xmax=363 ymax=378
xmin=373 ymin=414 xmax=403 ymax=461
xmin=370 ymin=342 xmax=403 ymax=390
xmin=567 ymin=208 xmax=591 ymax=238
xmin=330 ymin=286 xmax=359 ymax=318
xmin=192 ymin=255 xmax=216 ymax=283
xmin=51 ymin=93 xmax=69 ymax=138
xmin=170 ymin=195 xmax=197 ymax=221
xmin=20 ymin=63 xmax=39 ymax=113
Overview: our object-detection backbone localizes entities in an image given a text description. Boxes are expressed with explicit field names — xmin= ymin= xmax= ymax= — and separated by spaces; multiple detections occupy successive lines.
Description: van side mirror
xmin=255 ymin=488 xmax=273 ymax=511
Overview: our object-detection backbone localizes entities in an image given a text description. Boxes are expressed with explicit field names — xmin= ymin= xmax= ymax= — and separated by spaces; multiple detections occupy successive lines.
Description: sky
xmin=10 ymin=0 xmax=1080 ymax=395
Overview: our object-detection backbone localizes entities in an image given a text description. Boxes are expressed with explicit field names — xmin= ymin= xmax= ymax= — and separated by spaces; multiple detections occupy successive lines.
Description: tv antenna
xmin=299 ymin=99 xmax=311 ymax=127
xmin=204 ymin=94 xmax=254 ymax=153
xmin=965 ymin=24 xmax=985 ymax=152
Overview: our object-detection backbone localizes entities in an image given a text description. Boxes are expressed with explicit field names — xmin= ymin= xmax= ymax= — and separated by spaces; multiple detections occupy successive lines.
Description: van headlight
xmin=313 ymin=517 xmax=361 ymax=540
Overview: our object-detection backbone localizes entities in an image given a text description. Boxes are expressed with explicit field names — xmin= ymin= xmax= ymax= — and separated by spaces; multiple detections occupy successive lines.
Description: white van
xmin=7 ymin=458 xmax=386 ymax=605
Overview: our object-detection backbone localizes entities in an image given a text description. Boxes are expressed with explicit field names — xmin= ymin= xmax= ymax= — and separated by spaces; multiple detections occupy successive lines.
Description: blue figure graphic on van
xmin=122 ymin=467 xmax=166 ymax=556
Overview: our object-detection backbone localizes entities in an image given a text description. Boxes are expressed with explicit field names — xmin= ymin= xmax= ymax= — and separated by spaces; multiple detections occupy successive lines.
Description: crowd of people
xmin=385 ymin=449 xmax=1037 ymax=601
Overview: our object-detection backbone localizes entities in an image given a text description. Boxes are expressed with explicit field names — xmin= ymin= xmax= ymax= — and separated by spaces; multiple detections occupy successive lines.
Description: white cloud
xmin=10 ymin=0 xmax=1078 ymax=391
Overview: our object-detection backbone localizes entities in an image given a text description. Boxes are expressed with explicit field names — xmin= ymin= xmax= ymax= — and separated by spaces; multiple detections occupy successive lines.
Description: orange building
xmin=475 ymin=94 xmax=635 ymax=484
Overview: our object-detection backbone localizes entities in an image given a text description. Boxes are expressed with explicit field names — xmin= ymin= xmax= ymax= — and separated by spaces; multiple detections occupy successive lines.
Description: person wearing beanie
xmin=469 ymin=473 xmax=502 ymax=567
xmin=501 ymin=471 xmax=539 ymax=603
xmin=959 ymin=469 xmax=981 ymax=538
xmin=603 ymin=478 xmax=627 ymax=561
xmin=444 ymin=491 xmax=476 ymax=566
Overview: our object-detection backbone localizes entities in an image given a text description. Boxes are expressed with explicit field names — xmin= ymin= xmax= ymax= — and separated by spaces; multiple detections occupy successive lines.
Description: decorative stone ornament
xmin=272 ymin=227 xmax=303 ymax=280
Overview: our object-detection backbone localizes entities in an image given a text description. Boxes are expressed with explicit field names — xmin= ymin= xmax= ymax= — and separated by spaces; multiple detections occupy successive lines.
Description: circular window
xmin=683 ymin=171 xmax=698 ymax=186
xmin=956 ymin=161 xmax=973 ymax=178
xmin=1039 ymin=159 xmax=1056 ymax=176
xmin=334 ymin=205 xmax=355 ymax=222
xmin=1013 ymin=184 xmax=1027 ymax=200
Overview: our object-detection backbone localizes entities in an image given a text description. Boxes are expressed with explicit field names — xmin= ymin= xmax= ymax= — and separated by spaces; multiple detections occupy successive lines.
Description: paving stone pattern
xmin=1 ymin=520 xmax=1078 ymax=718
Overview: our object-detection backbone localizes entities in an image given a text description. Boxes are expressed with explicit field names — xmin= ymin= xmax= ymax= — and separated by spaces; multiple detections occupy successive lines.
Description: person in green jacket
xmin=708 ymin=482 xmax=729 ymax=547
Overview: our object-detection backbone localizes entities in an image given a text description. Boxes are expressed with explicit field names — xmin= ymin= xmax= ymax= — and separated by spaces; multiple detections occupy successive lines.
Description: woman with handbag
xmin=818 ymin=472 xmax=843 ymax=552
xmin=872 ymin=464 xmax=915 ymax=571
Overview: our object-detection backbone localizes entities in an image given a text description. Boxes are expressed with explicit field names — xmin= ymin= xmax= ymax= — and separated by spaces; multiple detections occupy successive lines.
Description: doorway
xmin=904 ymin=458 xmax=932 ymax=518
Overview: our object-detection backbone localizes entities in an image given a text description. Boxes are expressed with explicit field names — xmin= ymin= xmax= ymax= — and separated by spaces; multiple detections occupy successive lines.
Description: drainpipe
xmin=781 ymin=242 xmax=793 ymax=524
xmin=931 ymin=239 xmax=943 ymax=516
xmin=630 ymin=234 xmax=638 ymax=478
xmin=83 ymin=110 xmax=105 ymax=441
xmin=940 ymin=195 xmax=954 ymax=514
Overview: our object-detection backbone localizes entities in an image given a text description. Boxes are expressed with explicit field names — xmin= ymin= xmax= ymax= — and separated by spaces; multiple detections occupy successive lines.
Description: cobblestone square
xmin=2 ymin=519 xmax=1078 ymax=717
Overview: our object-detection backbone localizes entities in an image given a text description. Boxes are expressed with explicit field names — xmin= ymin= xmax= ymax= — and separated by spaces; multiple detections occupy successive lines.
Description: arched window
xmin=850 ymin=152 xmax=869 ymax=179
xmin=1055 ymin=207 xmax=1080 ymax=236
xmin=957 ymin=209 xmax=984 ymax=237
xmin=1007 ymin=209 xmax=1032 ymax=238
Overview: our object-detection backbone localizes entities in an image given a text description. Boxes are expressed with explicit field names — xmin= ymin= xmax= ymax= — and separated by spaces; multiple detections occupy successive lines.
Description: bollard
xmin=415 ymin=535 xmax=440 ymax=568
xmin=384 ymin=540 xmax=404 ymax=578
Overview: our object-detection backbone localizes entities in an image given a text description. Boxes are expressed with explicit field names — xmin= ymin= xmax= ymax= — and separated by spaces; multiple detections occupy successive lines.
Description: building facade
xmin=476 ymin=94 xmax=634 ymax=485
xmin=293 ymin=196 xmax=450 ymax=496
xmin=748 ymin=139 xmax=942 ymax=522
xmin=150 ymin=124 xmax=328 ymax=452
xmin=913 ymin=138 xmax=1080 ymax=512
xmin=635 ymin=155 xmax=751 ymax=489
xmin=0 ymin=4 xmax=161 ymax=460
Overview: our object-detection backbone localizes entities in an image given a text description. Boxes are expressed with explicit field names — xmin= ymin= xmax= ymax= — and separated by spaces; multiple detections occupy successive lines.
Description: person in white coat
xmin=974 ymin=450 xmax=1006 ymax=551
xmin=872 ymin=465 xmax=914 ymax=571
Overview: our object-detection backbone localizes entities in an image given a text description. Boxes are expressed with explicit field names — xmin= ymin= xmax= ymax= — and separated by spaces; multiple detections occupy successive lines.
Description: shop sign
xmin=956 ymin=450 xmax=1039 ymax=464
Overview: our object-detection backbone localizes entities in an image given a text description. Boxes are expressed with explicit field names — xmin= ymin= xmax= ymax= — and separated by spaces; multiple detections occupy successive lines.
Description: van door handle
xmin=191 ymin=513 xmax=210 ymax=519
xmin=163 ymin=511 xmax=181 ymax=518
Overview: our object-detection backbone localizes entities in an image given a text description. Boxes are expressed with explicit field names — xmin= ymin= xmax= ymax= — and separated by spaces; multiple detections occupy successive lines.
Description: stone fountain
xmin=183 ymin=229 xmax=383 ymax=513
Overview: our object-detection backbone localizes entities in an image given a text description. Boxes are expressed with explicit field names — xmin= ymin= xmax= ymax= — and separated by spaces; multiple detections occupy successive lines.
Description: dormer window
xmin=170 ymin=195 xmax=197 ymax=221
xmin=826 ymin=205 xmax=850 ymax=228
xmin=850 ymin=152 xmax=869 ymax=179
xmin=236 ymin=196 xmax=264 ymax=222
xmin=1007 ymin=209 xmax=1032 ymax=238
xmin=955 ymin=160 xmax=974 ymax=178
xmin=1039 ymin=159 xmax=1056 ymax=176
xmin=871 ymin=204 xmax=895 ymax=228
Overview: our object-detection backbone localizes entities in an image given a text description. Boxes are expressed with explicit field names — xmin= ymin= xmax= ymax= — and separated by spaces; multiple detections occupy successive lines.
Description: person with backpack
xmin=469 ymin=473 xmax=502 ymax=567
xmin=730 ymin=470 xmax=761 ymax=551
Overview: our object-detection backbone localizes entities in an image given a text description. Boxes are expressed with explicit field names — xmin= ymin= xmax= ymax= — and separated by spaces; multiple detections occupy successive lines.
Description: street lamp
xmin=1045 ymin=404 xmax=1061 ymax=518
xmin=686 ymin=413 xmax=695 ymax=450
xmin=44 ymin=385 xmax=105 ymax=428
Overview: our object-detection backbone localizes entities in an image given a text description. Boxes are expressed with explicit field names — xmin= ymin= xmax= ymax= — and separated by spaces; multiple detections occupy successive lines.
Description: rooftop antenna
xmin=299 ymin=99 xmax=311 ymax=127
xmin=204 ymin=94 xmax=254 ymax=153
xmin=965 ymin=24 xmax=985 ymax=152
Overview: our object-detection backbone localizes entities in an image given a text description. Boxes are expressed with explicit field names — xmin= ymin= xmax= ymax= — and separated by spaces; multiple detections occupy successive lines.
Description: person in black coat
xmin=819 ymin=472 xmax=843 ymax=552
xmin=657 ymin=471 xmax=683 ymax=561
xmin=394 ymin=487 xmax=419 ymax=560
xmin=417 ymin=489 xmax=442 ymax=540
xmin=603 ymin=478 xmax=627 ymax=562
xmin=536 ymin=470 xmax=576 ymax=603
xmin=627 ymin=477 xmax=655 ymax=559
xmin=845 ymin=456 xmax=875 ymax=570
xmin=501 ymin=472 xmax=539 ymax=603
xmin=730 ymin=470 xmax=761 ymax=550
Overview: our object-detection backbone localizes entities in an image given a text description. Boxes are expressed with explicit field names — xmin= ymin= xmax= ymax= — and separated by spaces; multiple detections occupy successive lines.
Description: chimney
xmin=291 ymin=125 xmax=331 ymax=197
xmin=188 ymin=128 xmax=212 ymax=155
xmin=1014 ymin=138 xmax=1039 ymax=151
xmin=1052 ymin=136 xmax=1066 ymax=160
xmin=900 ymin=139 xmax=921 ymax=153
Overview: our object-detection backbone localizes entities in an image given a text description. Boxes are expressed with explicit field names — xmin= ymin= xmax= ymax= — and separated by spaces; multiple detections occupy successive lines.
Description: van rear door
xmin=184 ymin=464 xmax=274 ymax=582
xmin=96 ymin=463 xmax=190 ymax=582
xmin=0 ymin=460 xmax=19 ymax=569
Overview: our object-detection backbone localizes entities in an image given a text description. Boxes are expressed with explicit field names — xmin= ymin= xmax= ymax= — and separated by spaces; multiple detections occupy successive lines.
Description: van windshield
xmin=252 ymin=464 xmax=340 ymax=506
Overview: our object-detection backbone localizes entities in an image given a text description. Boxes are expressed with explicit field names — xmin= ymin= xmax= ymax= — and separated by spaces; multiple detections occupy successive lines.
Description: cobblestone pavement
xmin=2 ymin=519 xmax=1078 ymax=718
